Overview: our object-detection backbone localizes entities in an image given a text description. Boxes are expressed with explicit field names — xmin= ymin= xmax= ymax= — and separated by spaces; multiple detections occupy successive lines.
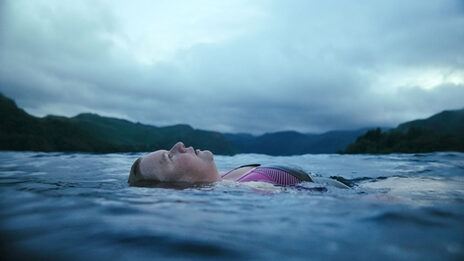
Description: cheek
xmin=171 ymin=156 xmax=217 ymax=182
xmin=172 ymin=156 xmax=195 ymax=173
xmin=174 ymin=156 xmax=208 ymax=174
xmin=157 ymin=169 xmax=172 ymax=181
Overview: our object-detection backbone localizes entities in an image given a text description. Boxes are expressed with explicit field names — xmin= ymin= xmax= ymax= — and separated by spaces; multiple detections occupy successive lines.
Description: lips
xmin=189 ymin=146 xmax=198 ymax=155
xmin=187 ymin=145 xmax=200 ymax=156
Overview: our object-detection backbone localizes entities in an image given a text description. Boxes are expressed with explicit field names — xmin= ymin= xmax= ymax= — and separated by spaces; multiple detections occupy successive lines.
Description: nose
xmin=170 ymin=142 xmax=185 ymax=154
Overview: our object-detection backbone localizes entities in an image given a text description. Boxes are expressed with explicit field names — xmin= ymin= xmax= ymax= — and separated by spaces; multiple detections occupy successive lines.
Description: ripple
xmin=364 ymin=210 xmax=444 ymax=227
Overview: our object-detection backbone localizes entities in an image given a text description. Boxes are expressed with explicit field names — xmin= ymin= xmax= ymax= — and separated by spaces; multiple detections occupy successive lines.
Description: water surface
xmin=1 ymin=151 xmax=463 ymax=260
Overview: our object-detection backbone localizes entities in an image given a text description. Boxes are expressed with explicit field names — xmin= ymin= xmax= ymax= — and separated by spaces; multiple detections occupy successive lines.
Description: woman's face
xmin=138 ymin=142 xmax=220 ymax=183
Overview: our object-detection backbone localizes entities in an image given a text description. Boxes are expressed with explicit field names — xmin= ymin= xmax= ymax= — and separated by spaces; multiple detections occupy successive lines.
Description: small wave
xmin=423 ymin=207 xmax=459 ymax=218
xmin=30 ymin=152 xmax=66 ymax=158
xmin=329 ymin=176 xmax=393 ymax=187
xmin=365 ymin=211 xmax=442 ymax=226
xmin=100 ymin=205 xmax=143 ymax=215
xmin=115 ymin=235 xmax=242 ymax=258
xmin=364 ymin=207 xmax=459 ymax=227
xmin=290 ymin=184 xmax=328 ymax=192
xmin=416 ymin=168 xmax=432 ymax=174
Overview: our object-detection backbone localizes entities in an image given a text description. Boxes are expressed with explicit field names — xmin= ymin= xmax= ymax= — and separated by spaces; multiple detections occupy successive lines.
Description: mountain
xmin=70 ymin=113 xmax=238 ymax=154
xmin=0 ymin=94 xmax=120 ymax=153
xmin=224 ymin=128 xmax=375 ymax=155
xmin=397 ymin=109 xmax=464 ymax=138
xmin=3 ymin=92 xmax=461 ymax=155
xmin=343 ymin=109 xmax=464 ymax=154
xmin=0 ymin=93 xmax=238 ymax=154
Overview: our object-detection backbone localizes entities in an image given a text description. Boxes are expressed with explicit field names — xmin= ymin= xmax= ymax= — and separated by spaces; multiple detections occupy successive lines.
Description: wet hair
xmin=128 ymin=157 xmax=145 ymax=185
xmin=128 ymin=157 xmax=204 ymax=188
xmin=129 ymin=157 xmax=168 ymax=187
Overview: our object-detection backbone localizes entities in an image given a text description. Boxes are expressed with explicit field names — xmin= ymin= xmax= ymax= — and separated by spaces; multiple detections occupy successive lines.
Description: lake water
xmin=0 ymin=151 xmax=463 ymax=260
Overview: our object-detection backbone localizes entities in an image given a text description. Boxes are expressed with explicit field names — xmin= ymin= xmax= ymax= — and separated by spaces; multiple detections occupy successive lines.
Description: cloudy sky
xmin=1 ymin=0 xmax=463 ymax=134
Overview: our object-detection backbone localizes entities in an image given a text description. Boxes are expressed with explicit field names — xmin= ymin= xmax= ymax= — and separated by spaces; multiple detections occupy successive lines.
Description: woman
xmin=128 ymin=141 xmax=349 ymax=188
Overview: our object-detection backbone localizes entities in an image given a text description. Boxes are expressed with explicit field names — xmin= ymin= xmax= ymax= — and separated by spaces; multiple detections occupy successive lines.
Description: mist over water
xmin=1 ymin=151 xmax=463 ymax=260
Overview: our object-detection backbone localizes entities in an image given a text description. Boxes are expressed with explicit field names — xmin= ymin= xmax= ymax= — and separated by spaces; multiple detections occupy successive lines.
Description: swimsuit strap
xmin=237 ymin=163 xmax=261 ymax=168
xmin=259 ymin=165 xmax=314 ymax=182
xmin=221 ymin=164 xmax=261 ymax=178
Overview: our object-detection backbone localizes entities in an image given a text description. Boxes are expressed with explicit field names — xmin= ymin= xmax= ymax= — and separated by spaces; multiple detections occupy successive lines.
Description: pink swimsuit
xmin=221 ymin=164 xmax=313 ymax=186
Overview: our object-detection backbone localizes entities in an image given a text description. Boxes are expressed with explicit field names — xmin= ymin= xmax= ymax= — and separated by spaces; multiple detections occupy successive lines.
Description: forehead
xmin=140 ymin=150 xmax=166 ymax=174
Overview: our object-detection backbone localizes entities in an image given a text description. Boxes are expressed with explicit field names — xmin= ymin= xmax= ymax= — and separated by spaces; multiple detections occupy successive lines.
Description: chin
xmin=202 ymin=172 xmax=219 ymax=182
xmin=200 ymin=150 xmax=214 ymax=161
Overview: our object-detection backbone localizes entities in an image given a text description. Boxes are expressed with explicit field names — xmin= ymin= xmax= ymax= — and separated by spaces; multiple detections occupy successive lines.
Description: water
xmin=1 ymin=151 xmax=463 ymax=260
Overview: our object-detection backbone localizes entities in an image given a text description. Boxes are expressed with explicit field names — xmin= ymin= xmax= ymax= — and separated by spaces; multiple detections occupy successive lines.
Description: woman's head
xmin=128 ymin=141 xmax=220 ymax=185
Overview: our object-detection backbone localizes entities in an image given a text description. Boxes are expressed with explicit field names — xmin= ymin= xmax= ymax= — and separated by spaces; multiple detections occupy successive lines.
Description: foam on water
xmin=0 ymin=151 xmax=463 ymax=260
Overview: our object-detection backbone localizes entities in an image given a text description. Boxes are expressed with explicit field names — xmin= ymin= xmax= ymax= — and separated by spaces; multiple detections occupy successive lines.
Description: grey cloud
xmin=1 ymin=0 xmax=463 ymax=134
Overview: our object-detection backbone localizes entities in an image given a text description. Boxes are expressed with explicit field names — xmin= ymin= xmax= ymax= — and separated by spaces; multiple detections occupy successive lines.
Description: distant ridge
xmin=2 ymin=93 xmax=462 ymax=155
xmin=224 ymin=128 xmax=378 ymax=155
xmin=70 ymin=113 xmax=238 ymax=154
xmin=0 ymin=93 xmax=238 ymax=154
xmin=343 ymin=108 xmax=464 ymax=154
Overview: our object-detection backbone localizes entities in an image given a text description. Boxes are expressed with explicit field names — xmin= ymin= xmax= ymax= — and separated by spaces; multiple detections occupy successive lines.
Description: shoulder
xmin=221 ymin=164 xmax=260 ymax=181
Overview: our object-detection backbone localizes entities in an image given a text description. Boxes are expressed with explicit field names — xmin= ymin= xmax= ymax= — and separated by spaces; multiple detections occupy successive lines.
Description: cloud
xmin=1 ymin=0 xmax=463 ymax=134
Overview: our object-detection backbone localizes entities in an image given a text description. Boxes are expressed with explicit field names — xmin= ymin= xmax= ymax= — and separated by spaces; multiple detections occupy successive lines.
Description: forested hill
xmin=343 ymin=109 xmax=464 ymax=154
xmin=397 ymin=109 xmax=464 ymax=136
xmin=0 ymin=93 xmax=238 ymax=154
xmin=69 ymin=113 xmax=238 ymax=154
xmin=3 ymin=93 xmax=462 ymax=155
